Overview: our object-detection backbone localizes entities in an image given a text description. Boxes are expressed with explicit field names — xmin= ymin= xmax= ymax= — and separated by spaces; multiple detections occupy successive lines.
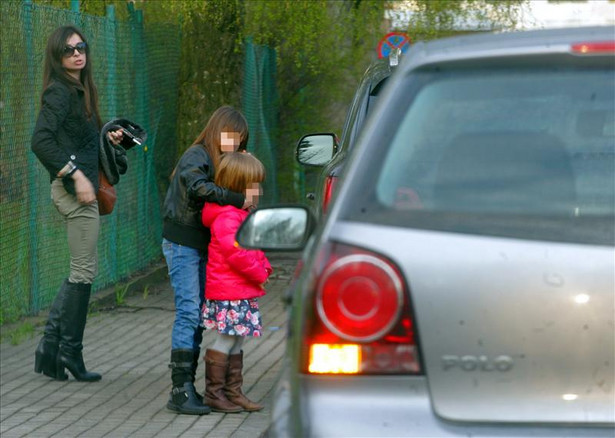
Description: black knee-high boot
xmin=56 ymin=282 xmax=101 ymax=382
xmin=34 ymin=280 xmax=69 ymax=380
xmin=191 ymin=348 xmax=204 ymax=402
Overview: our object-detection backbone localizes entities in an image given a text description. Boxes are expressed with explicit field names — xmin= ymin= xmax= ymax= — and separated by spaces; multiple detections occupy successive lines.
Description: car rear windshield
xmin=344 ymin=66 xmax=615 ymax=245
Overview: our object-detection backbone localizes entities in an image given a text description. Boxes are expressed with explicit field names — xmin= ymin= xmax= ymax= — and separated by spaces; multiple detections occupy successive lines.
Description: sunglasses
xmin=63 ymin=41 xmax=87 ymax=57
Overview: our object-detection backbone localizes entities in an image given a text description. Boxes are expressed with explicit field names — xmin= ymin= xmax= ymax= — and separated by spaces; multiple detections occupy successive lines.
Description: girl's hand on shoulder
xmin=72 ymin=170 xmax=96 ymax=204
xmin=107 ymin=129 xmax=124 ymax=146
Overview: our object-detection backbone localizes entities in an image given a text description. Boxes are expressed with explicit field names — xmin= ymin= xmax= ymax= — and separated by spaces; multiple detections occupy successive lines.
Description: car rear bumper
xmin=268 ymin=372 xmax=615 ymax=438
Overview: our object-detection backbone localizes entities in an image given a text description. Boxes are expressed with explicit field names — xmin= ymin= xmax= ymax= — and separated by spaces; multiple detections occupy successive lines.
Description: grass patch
xmin=114 ymin=284 xmax=130 ymax=306
xmin=2 ymin=321 xmax=36 ymax=346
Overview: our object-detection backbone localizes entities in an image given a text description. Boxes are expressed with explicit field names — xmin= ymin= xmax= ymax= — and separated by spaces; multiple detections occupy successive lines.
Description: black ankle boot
xmin=57 ymin=282 xmax=101 ymax=382
xmin=34 ymin=280 xmax=69 ymax=381
xmin=167 ymin=349 xmax=210 ymax=415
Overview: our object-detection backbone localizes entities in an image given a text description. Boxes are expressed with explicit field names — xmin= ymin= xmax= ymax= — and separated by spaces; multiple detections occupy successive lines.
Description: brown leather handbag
xmin=97 ymin=169 xmax=117 ymax=215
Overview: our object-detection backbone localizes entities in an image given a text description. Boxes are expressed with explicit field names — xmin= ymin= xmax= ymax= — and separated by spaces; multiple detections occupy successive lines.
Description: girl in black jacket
xmin=162 ymin=106 xmax=252 ymax=415
xmin=31 ymin=25 xmax=123 ymax=382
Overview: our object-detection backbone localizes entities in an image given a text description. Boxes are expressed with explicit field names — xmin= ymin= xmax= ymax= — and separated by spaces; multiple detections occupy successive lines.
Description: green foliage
xmin=244 ymin=0 xmax=386 ymax=201
xmin=114 ymin=283 xmax=129 ymax=306
xmin=136 ymin=0 xmax=386 ymax=201
xmin=3 ymin=321 xmax=35 ymax=346
xmin=127 ymin=0 xmax=247 ymax=168
xmin=176 ymin=1 xmax=245 ymax=155
xmin=33 ymin=0 xmax=132 ymax=20
xmin=31 ymin=0 xmax=527 ymax=202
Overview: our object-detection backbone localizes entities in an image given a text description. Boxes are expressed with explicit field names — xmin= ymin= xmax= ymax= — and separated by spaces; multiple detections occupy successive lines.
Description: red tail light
xmin=302 ymin=242 xmax=421 ymax=375
xmin=322 ymin=175 xmax=337 ymax=213
xmin=318 ymin=254 xmax=402 ymax=341
xmin=571 ymin=41 xmax=615 ymax=54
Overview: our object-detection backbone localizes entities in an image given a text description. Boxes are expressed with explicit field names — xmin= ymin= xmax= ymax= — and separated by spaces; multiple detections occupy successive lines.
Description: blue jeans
xmin=162 ymin=238 xmax=206 ymax=350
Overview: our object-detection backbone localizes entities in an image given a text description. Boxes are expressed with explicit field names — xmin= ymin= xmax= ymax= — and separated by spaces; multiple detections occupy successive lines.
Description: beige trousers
xmin=51 ymin=179 xmax=100 ymax=284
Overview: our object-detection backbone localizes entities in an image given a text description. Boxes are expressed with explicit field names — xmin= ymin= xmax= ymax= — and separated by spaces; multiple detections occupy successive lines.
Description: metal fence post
xmin=23 ymin=0 xmax=39 ymax=314
xmin=136 ymin=9 xmax=150 ymax=261
xmin=105 ymin=4 xmax=119 ymax=282
xmin=127 ymin=4 xmax=149 ymax=266
xmin=70 ymin=0 xmax=80 ymax=26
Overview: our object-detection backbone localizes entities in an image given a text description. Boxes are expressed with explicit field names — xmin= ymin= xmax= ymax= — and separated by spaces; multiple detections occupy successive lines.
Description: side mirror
xmin=296 ymin=133 xmax=338 ymax=167
xmin=236 ymin=205 xmax=316 ymax=251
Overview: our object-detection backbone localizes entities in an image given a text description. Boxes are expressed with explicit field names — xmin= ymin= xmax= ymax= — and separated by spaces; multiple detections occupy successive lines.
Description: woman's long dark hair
xmin=192 ymin=106 xmax=249 ymax=170
xmin=41 ymin=25 xmax=101 ymax=128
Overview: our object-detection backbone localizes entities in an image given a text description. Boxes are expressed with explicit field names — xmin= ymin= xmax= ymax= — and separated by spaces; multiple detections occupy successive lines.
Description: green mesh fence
xmin=0 ymin=1 xmax=180 ymax=323
xmin=242 ymin=37 xmax=279 ymax=206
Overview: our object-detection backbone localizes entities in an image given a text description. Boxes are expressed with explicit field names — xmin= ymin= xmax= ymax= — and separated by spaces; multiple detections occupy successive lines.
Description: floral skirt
xmin=201 ymin=299 xmax=262 ymax=337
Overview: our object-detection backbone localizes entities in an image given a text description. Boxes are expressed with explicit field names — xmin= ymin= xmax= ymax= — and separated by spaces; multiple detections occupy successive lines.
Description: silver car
xmin=238 ymin=26 xmax=615 ymax=437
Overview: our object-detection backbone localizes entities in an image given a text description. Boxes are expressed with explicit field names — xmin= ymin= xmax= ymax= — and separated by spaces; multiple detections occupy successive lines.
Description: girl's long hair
xmin=192 ymin=106 xmax=249 ymax=170
xmin=41 ymin=25 xmax=101 ymax=128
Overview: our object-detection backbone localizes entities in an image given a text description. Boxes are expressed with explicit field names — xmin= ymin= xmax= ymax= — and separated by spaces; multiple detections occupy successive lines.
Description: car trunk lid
xmin=332 ymin=222 xmax=614 ymax=424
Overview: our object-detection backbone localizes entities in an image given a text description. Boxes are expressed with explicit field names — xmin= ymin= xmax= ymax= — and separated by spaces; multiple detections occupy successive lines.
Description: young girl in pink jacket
xmin=200 ymin=152 xmax=272 ymax=413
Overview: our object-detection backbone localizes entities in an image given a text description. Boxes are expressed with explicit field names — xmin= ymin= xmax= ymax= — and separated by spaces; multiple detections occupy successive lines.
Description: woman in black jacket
xmin=31 ymin=25 xmax=123 ymax=382
xmin=162 ymin=106 xmax=252 ymax=415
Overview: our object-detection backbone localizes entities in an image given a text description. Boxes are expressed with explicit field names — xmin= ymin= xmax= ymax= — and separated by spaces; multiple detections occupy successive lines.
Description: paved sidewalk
xmin=1 ymin=253 xmax=299 ymax=438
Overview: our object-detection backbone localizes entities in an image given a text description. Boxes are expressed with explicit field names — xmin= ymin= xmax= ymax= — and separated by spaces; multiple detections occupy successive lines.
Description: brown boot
xmin=225 ymin=351 xmax=264 ymax=412
xmin=204 ymin=349 xmax=242 ymax=413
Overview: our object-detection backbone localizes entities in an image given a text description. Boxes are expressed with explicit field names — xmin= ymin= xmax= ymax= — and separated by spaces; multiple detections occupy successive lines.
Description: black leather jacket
xmin=31 ymin=80 xmax=100 ymax=195
xmin=162 ymin=144 xmax=244 ymax=251
xmin=99 ymin=118 xmax=146 ymax=185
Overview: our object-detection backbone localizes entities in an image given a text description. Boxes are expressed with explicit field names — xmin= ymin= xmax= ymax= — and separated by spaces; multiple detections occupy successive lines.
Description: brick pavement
xmin=0 ymin=253 xmax=299 ymax=438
